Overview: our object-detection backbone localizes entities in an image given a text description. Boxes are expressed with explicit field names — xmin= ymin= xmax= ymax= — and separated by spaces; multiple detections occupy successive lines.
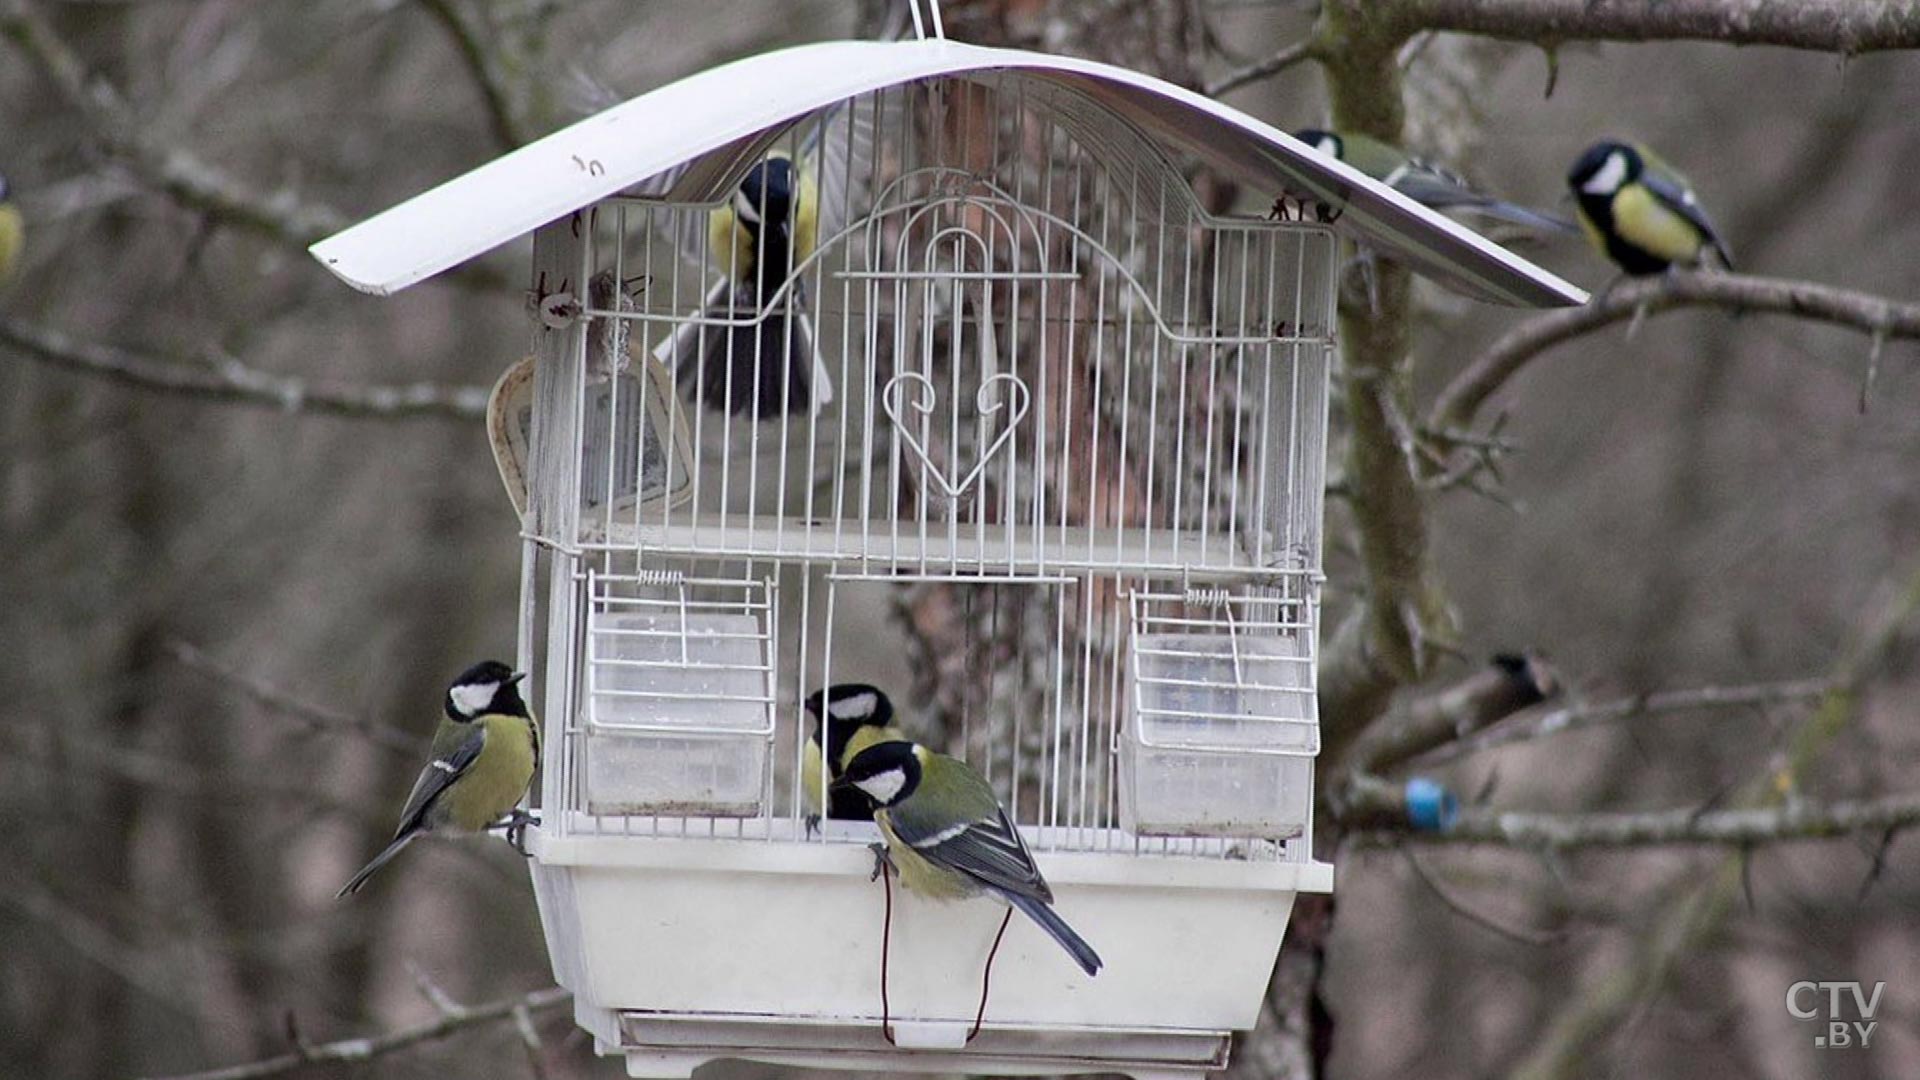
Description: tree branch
xmin=416 ymin=0 xmax=536 ymax=150
xmin=1343 ymin=653 xmax=1560 ymax=774
xmin=168 ymin=641 xmax=424 ymax=755
xmin=1381 ymin=0 xmax=1920 ymax=54
xmin=1205 ymin=38 xmax=1324 ymax=96
xmin=1366 ymin=789 xmax=1920 ymax=851
xmin=1431 ymin=270 xmax=1920 ymax=431
xmin=0 ymin=315 xmax=489 ymax=421
xmin=0 ymin=0 xmax=347 ymax=247
xmin=140 ymin=987 xmax=571 ymax=1080
xmin=1418 ymin=676 xmax=1833 ymax=765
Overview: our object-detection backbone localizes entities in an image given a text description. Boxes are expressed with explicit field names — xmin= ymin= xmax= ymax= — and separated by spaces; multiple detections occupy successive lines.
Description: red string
xmin=879 ymin=862 xmax=896 ymax=1046
xmin=968 ymin=907 xmax=1014 ymax=1042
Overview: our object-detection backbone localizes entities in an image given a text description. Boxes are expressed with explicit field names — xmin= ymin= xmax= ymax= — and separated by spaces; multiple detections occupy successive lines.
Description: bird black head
xmin=1292 ymin=128 xmax=1342 ymax=159
xmin=446 ymin=660 xmax=529 ymax=721
xmin=1568 ymin=140 xmax=1639 ymax=198
xmin=1490 ymin=652 xmax=1557 ymax=709
xmin=802 ymin=683 xmax=895 ymax=762
xmin=733 ymin=156 xmax=796 ymax=231
xmin=833 ymin=740 xmax=921 ymax=809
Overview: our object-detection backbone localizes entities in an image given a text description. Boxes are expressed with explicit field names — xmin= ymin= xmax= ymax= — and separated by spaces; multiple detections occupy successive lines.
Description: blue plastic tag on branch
xmin=1404 ymin=777 xmax=1459 ymax=832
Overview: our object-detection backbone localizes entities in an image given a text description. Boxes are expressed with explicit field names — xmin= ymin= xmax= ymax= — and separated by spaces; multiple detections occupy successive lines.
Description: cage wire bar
xmin=530 ymin=69 xmax=1335 ymax=863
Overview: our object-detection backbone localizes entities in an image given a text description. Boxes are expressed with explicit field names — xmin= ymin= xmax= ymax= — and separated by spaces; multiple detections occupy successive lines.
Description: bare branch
xmin=416 ymin=0 xmax=536 ymax=150
xmin=169 ymin=641 xmax=424 ymax=754
xmin=1204 ymin=39 xmax=1323 ymax=96
xmin=1419 ymin=676 xmax=1833 ymax=765
xmin=1389 ymin=791 xmax=1920 ymax=851
xmin=1399 ymin=847 xmax=1568 ymax=944
xmin=0 ymin=315 xmax=489 ymax=421
xmin=1381 ymin=0 xmax=1920 ymax=53
xmin=139 ymin=987 xmax=571 ymax=1080
xmin=1432 ymin=271 xmax=1920 ymax=431
xmin=0 ymin=0 xmax=346 ymax=246
xmin=1344 ymin=652 xmax=1560 ymax=773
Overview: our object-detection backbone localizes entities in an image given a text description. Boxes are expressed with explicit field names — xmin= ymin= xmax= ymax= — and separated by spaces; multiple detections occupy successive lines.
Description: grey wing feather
xmin=892 ymin=798 xmax=1053 ymax=904
xmin=1392 ymin=170 xmax=1578 ymax=234
xmin=392 ymin=728 xmax=487 ymax=839
xmin=1639 ymin=167 xmax=1733 ymax=266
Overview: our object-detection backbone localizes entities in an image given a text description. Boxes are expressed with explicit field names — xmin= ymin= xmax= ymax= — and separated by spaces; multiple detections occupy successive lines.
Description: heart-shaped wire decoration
xmin=881 ymin=371 xmax=1032 ymax=500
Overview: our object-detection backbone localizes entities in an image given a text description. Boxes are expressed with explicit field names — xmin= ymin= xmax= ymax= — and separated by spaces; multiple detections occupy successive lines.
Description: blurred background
xmin=2 ymin=2 xmax=1917 ymax=1078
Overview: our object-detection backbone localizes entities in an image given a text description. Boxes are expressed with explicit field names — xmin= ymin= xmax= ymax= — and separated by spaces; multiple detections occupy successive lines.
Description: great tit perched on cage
xmin=337 ymin=661 xmax=540 ymax=898
xmin=0 ymin=173 xmax=22 ymax=283
xmin=1567 ymin=140 xmax=1733 ymax=277
xmin=835 ymin=740 xmax=1103 ymax=977
xmin=801 ymin=683 xmax=907 ymax=822
xmin=1293 ymin=129 xmax=1574 ymax=235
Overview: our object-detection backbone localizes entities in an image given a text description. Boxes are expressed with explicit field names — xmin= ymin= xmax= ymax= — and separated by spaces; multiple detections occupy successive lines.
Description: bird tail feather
xmin=1006 ymin=892 xmax=1103 ymax=976
xmin=1457 ymin=198 xmax=1578 ymax=235
xmin=336 ymin=832 xmax=417 ymax=898
xmin=678 ymin=286 xmax=825 ymax=419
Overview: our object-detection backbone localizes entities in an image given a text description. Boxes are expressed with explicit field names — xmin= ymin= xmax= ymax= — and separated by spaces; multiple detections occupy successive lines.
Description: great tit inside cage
xmin=337 ymin=661 xmax=539 ymax=897
xmin=664 ymin=150 xmax=833 ymax=420
xmin=1294 ymin=128 xmax=1574 ymax=236
xmin=0 ymin=173 xmax=21 ymax=283
xmin=1567 ymin=139 xmax=1732 ymax=277
xmin=836 ymin=740 xmax=1104 ymax=977
xmin=801 ymin=683 xmax=907 ymax=824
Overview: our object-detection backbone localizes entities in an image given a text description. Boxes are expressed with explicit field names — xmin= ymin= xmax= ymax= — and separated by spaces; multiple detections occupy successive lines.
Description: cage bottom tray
xmin=527 ymin=821 xmax=1332 ymax=1079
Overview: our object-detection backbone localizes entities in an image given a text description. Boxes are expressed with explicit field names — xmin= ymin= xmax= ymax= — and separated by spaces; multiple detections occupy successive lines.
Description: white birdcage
xmin=314 ymin=21 xmax=1582 ymax=1080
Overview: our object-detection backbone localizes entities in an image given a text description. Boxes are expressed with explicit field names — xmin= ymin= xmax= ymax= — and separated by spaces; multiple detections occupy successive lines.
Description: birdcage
xmin=313 ymin=18 xmax=1582 ymax=1079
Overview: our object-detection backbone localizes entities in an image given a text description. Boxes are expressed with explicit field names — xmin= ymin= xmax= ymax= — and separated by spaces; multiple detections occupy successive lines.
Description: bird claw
xmin=497 ymin=808 xmax=539 ymax=857
xmin=804 ymin=813 xmax=822 ymax=838
xmin=868 ymin=842 xmax=896 ymax=882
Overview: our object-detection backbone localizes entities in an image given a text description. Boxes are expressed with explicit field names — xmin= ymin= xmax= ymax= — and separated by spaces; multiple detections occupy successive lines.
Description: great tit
xmin=836 ymin=740 xmax=1103 ymax=977
xmin=673 ymin=150 xmax=832 ymax=419
xmin=1567 ymin=140 xmax=1733 ymax=276
xmin=337 ymin=661 xmax=539 ymax=898
xmin=801 ymin=683 xmax=907 ymax=822
xmin=0 ymin=173 xmax=21 ymax=283
xmin=1294 ymin=128 xmax=1574 ymax=235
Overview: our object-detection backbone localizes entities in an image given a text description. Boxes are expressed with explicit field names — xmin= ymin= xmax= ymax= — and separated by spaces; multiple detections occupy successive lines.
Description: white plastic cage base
xmin=526 ymin=825 xmax=1332 ymax=1080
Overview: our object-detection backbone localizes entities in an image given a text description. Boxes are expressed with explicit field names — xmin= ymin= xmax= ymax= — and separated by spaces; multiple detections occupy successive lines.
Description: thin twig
xmin=1378 ymin=0 xmax=1920 ymax=53
xmin=139 ymin=987 xmax=571 ymax=1080
xmin=1204 ymin=39 xmax=1322 ymax=96
xmin=170 ymin=641 xmax=423 ymax=754
xmin=1432 ymin=271 xmax=1920 ymax=431
xmin=0 ymin=316 xmax=489 ymax=422
xmin=1399 ymin=847 xmax=1567 ymax=945
xmin=416 ymin=0 xmax=534 ymax=150
xmin=1417 ymin=677 xmax=1835 ymax=765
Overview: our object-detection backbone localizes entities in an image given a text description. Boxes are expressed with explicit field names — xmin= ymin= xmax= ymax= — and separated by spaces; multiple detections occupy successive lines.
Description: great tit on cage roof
xmin=1294 ymin=129 xmax=1575 ymax=236
xmin=1567 ymin=139 xmax=1733 ymax=277
xmin=0 ymin=173 xmax=21 ymax=283
xmin=337 ymin=661 xmax=539 ymax=898
xmin=801 ymin=683 xmax=908 ymax=823
xmin=835 ymin=740 xmax=1103 ymax=977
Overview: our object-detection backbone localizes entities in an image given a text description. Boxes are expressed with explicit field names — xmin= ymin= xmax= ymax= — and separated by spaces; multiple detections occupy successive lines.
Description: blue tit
xmin=1295 ymin=129 xmax=1575 ymax=235
xmin=835 ymin=740 xmax=1103 ymax=977
xmin=0 ymin=173 xmax=21 ymax=283
xmin=801 ymin=683 xmax=907 ymax=822
xmin=1567 ymin=140 xmax=1732 ymax=276
xmin=337 ymin=661 xmax=539 ymax=897
xmin=678 ymin=151 xmax=828 ymax=419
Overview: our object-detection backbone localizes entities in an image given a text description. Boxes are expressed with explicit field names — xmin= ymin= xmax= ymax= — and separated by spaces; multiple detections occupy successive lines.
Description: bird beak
xmin=828 ymin=776 xmax=852 ymax=792
xmin=508 ymin=671 xmax=528 ymax=686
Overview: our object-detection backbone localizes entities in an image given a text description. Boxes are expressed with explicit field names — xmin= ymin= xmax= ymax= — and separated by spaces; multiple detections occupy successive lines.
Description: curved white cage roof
xmin=311 ymin=38 xmax=1585 ymax=307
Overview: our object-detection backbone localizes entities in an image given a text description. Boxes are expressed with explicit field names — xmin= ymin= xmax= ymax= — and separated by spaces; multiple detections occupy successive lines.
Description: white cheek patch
xmin=733 ymin=191 xmax=760 ymax=225
xmin=856 ymin=768 xmax=907 ymax=805
xmin=1583 ymin=153 xmax=1628 ymax=195
xmin=1313 ymin=136 xmax=1338 ymax=156
xmin=450 ymin=681 xmax=499 ymax=718
xmin=828 ymin=692 xmax=878 ymax=721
